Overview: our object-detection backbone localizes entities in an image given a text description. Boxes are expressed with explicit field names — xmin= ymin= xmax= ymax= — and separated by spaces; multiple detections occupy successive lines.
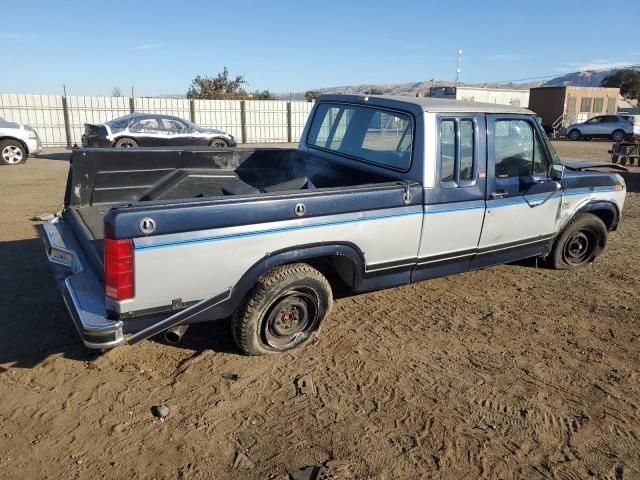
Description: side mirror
xmin=550 ymin=164 xmax=564 ymax=181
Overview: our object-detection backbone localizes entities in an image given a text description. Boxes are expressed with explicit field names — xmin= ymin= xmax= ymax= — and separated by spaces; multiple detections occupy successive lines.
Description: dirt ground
xmin=0 ymin=141 xmax=638 ymax=479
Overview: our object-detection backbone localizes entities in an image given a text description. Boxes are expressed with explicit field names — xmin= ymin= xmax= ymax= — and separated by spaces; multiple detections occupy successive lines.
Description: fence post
xmin=190 ymin=99 xmax=196 ymax=123
xmin=286 ymin=102 xmax=292 ymax=143
xmin=129 ymin=97 xmax=135 ymax=114
xmin=240 ymin=100 xmax=247 ymax=144
xmin=61 ymin=96 xmax=72 ymax=148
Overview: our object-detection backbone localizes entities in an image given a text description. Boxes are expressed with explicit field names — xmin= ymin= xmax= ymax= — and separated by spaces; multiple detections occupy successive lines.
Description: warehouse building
xmin=429 ymin=86 xmax=530 ymax=107
xmin=528 ymin=86 xmax=620 ymax=131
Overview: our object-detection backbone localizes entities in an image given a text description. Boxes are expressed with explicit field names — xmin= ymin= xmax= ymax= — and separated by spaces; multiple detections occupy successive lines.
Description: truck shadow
xmin=0 ymin=237 xmax=95 ymax=371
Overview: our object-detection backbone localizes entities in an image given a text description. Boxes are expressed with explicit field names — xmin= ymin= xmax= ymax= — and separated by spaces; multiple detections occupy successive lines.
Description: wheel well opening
xmin=0 ymin=137 xmax=28 ymax=153
xmin=587 ymin=209 xmax=616 ymax=231
xmin=301 ymin=255 xmax=357 ymax=296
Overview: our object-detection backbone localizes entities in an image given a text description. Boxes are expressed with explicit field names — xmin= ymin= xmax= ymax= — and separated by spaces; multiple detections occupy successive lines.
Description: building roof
xmin=317 ymin=94 xmax=531 ymax=115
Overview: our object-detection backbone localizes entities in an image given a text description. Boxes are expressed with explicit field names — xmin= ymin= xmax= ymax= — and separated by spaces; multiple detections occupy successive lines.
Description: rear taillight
xmin=104 ymin=238 xmax=134 ymax=301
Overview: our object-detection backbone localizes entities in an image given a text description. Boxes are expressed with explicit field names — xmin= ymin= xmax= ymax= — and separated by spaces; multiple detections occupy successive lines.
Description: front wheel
xmin=568 ymin=129 xmax=581 ymax=141
xmin=546 ymin=213 xmax=608 ymax=270
xmin=0 ymin=140 xmax=27 ymax=165
xmin=231 ymin=263 xmax=333 ymax=355
xmin=210 ymin=138 xmax=229 ymax=147
xmin=612 ymin=130 xmax=625 ymax=143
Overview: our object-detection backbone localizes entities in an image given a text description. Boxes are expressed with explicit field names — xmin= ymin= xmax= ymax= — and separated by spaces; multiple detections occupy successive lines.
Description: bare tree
xmin=112 ymin=87 xmax=123 ymax=97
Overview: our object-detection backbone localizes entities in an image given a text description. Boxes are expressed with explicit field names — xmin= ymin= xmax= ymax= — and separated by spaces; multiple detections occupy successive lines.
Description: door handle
xmin=490 ymin=191 xmax=507 ymax=199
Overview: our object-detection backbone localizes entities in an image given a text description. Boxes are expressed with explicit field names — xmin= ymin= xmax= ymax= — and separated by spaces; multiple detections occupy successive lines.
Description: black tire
xmin=0 ymin=139 xmax=27 ymax=165
xmin=114 ymin=137 xmax=138 ymax=148
xmin=568 ymin=129 xmax=581 ymax=141
xmin=210 ymin=138 xmax=229 ymax=147
xmin=547 ymin=213 xmax=608 ymax=270
xmin=612 ymin=130 xmax=625 ymax=143
xmin=231 ymin=263 xmax=333 ymax=356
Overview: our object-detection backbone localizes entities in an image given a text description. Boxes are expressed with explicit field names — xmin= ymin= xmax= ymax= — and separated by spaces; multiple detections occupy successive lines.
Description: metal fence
xmin=0 ymin=94 xmax=315 ymax=147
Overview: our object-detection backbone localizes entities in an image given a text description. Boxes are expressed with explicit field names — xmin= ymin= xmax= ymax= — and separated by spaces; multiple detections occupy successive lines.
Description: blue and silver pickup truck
xmin=41 ymin=95 xmax=627 ymax=355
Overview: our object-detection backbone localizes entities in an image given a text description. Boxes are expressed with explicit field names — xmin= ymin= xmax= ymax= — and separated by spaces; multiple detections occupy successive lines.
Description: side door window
xmin=130 ymin=117 xmax=161 ymax=134
xmin=493 ymin=119 xmax=548 ymax=197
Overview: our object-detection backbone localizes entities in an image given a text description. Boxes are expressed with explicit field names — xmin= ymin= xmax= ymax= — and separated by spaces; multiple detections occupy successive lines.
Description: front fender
xmin=577 ymin=200 xmax=620 ymax=231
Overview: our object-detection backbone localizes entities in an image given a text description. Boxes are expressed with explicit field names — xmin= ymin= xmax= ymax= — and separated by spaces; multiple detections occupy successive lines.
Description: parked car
xmin=566 ymin=115 xmax=637 ymax=142
xmin=81 ymin=113 xmax=237 ymax=148
xmin=42 ymin=95 xmax=626 ymax=354
xmin=0 ymin=116 xmax=42 ymax=165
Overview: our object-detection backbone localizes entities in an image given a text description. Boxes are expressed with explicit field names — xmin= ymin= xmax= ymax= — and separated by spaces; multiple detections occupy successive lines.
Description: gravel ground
xmin=0 ymin=141 xmax=638 ymax=479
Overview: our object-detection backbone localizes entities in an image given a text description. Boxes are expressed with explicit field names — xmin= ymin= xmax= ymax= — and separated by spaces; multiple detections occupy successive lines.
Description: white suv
xmin=0 ymin=117 xmax=42 ymax=165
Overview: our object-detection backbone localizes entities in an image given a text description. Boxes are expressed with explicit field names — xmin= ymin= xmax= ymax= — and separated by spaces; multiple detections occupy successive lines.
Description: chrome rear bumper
xmin=41 ymin=217 xmax=124 ymax=349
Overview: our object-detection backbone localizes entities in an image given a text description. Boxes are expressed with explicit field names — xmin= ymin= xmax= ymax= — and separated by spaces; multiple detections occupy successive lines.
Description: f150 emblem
xmin=139 ymin=217 xmax=156 ymax=235
xmin=294 ymin=203 xmax=306 ymax=217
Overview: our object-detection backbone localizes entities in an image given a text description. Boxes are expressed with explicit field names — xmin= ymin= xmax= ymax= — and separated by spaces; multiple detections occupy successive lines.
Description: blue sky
xmin=2 ymin=0 xmax=639 ymax=96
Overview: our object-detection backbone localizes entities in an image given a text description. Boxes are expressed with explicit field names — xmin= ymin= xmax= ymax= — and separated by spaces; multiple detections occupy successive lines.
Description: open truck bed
xmin=43 ymin=146 xmax=422 ymax=347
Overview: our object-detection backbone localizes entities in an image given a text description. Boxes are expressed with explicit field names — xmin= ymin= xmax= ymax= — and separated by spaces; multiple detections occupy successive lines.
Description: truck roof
xmin=316 ymin=94 xmax=532 ymax=115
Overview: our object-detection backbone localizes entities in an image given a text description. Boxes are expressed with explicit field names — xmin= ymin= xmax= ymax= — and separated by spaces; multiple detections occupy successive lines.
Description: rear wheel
xmin=114 ymin=137 xmax=138 ymax=148
xmin=612 ymin=129 xmax=625 ymax=143
xmin=231 ymin=263 xmax=333 ymax=355
xmin=547 ymin=213 xmax=608 ymax=270
xmin=210 ymin=138 xmax=229 ymax=147
xmin=0 ymin=140 xmax=27 ymax=165
xmin=568 ymin=129 xmax=581 ymax=141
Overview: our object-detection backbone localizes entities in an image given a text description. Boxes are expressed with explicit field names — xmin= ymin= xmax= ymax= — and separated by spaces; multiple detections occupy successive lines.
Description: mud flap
xmin=126 ymin=289 xmax=231 ymax=345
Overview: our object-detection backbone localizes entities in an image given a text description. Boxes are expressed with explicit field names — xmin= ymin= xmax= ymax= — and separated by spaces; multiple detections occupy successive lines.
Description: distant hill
xmin=543 ymin=66 xmax=640 ymax=87
xmin=275 ymin=79 xmax=537 ymax=100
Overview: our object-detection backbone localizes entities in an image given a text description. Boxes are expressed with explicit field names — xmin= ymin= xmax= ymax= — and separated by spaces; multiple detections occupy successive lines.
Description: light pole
xmin=455 ymin=49 xmax=463 ymax=86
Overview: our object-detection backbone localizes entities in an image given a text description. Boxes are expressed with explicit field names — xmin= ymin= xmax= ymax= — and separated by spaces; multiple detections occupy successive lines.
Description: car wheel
xmin=114 ymin=138 xmax=139 ymax=148
xmin=568 ymin=129 xmax=581 ymax=141
xmin=546 ymin=213 xmax=607 ymax=270
xmin=0 ymin=140 xmax=27 ymax=165
xmin=231 ymin=263 xmax=333 ymax=356
xmin=612 ymin=130 xmax=625 ymax=143
xmin=210 ymin=138 xmax=229 ymax=147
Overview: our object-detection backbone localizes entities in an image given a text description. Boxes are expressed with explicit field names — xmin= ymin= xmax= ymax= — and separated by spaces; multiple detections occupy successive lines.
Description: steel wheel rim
xmin=563 ymin=229 xmax=597 ymax=265
xmin=263 ymin=289 xmax=319 ymax=349
xmin=2 ymin=145 xmax=23 ymax=164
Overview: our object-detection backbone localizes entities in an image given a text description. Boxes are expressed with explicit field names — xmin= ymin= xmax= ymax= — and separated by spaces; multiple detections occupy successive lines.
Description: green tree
xmin=187 ymin=67 xmax=248 ymax=100
xmin=304 ymin=90 xmax=321 ymax=102
xmin=251 ymin=90 xmax=276 ymax=100
xmin=601 ymin=69 xmax=640 ymax=100
xmin=365 ymin=88 xmax=384 ymax=95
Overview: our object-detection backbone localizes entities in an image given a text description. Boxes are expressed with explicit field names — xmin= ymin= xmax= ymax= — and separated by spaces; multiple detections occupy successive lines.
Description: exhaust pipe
xmin=164 ymin=325 xmax=189 ymax=344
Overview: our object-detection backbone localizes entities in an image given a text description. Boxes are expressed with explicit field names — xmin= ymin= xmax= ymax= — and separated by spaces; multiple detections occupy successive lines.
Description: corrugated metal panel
xmin=290 ymin=101 xmax=314 ymax=141
xmin=245 ymin=100 xmax=288 ymax=143
xmin=134 ymin=97 xmax=191 ymax=119
xmin=194 ymin=99 xmax=243 ymax=141
xmin=0 ymin=94 xmax=66 ymax=146
xmin=67 ymin=96 xmax=131 ymax=145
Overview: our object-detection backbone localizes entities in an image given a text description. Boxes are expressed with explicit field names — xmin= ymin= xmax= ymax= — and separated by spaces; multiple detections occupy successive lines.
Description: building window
xmin=580 ymin=97 xmax=592 ymax=112
xmin=607 ymin=98 xmax=617 ymax=114
xmin=593 ymin=97 xmax=604 ymax=113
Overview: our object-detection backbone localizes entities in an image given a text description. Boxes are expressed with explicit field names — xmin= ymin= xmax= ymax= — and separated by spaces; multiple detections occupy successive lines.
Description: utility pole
xmin=455 ymin=49 xmax=463 ymax=86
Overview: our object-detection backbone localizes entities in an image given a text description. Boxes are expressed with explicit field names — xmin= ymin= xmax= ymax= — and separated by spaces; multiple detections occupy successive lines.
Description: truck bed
xmin=64 ymin=147 xmax=413 ymax=273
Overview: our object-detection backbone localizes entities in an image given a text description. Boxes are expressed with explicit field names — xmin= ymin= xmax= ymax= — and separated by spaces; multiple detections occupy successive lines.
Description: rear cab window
xmin=306 ymin=103 xmax=414 ymax=171
xmin=438 ymin=117 xmax=477 ymax=187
